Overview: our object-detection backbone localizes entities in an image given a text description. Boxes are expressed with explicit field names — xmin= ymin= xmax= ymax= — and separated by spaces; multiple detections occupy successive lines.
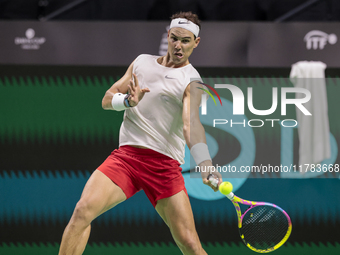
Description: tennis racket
xmin=208 ymin=174 xmax=292 ymax=253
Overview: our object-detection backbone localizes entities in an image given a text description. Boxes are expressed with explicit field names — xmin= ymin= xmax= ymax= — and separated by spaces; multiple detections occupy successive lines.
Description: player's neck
xmin=158 ymin=55 xmax=189 ymax=68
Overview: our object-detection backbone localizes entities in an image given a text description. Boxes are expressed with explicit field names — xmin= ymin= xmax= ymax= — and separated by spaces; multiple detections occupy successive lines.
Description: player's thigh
xmin=155 ymin=190 xmax=199 ymax=242
xmin=76 ymin=169 xmax=127 ymax=219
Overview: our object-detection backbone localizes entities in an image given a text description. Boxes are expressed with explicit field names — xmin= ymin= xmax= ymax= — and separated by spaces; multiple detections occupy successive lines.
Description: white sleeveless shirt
xmin=119 ymin=54 xmax=202 ymax=164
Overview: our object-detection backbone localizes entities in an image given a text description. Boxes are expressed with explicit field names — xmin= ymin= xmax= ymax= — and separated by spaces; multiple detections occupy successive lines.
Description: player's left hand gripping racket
xmin=208 ymin=174 xmax=292 ymax=253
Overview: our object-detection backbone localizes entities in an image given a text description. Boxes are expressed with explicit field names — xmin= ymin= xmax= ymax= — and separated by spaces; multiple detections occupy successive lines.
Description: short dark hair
xmin=170 ymin=11 xmax=201 ymax=30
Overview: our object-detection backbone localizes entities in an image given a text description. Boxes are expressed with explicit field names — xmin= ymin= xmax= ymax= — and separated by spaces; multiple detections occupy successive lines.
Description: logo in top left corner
xmin=14 ymin=28 xmax=46 ymax=50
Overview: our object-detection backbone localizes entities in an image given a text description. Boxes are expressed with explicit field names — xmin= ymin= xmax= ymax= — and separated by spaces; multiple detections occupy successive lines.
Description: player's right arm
xmin=102 ymin=60 xmax=150 ymax=110
xmin=102 ymin=61 xmax=134 ymax=110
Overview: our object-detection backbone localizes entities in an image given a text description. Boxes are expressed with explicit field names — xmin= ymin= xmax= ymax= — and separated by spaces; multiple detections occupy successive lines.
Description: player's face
xmin=167 ymin=27 xmax=200 ymax=66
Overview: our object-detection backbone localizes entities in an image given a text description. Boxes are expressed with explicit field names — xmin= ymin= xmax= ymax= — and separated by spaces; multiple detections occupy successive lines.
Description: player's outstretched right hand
xmin=127 ymin=73 xmax=150 ymax=107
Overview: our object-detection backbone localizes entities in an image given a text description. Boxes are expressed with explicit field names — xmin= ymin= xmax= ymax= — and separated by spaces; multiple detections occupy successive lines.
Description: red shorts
xmin=97 ymin=145 xmax=187 ymax=207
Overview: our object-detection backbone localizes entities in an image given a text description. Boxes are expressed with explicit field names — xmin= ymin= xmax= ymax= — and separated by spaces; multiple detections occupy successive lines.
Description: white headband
xmin=170 ymin=18 xmax=200 ymax=37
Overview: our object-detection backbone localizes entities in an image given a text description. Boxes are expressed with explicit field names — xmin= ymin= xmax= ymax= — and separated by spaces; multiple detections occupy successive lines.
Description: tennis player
xmin=59 ymin=11 xmax=222 ymax=255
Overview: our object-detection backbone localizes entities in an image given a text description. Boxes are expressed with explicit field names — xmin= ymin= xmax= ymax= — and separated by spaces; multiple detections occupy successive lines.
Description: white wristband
xmin=111 ymin=93 xmax=128 ymax=111
xmin=190 ymin=143 xmax=212 ymax=165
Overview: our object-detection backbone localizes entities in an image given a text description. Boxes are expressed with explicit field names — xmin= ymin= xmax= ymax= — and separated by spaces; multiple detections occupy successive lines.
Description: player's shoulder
xmin=182 ymin=64 xmax=202 ymax=84
xmin=135 ymin=54 xmax=158 ymax=61
xmin=133 ymin=54 xmax=159 ymax=67
xmin=187 ymin=64 xmax=201 ymax=77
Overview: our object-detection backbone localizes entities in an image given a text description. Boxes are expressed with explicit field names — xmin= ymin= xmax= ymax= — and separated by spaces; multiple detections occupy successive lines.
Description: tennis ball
xmin=219 ymin=181 xmax=233 ymax=195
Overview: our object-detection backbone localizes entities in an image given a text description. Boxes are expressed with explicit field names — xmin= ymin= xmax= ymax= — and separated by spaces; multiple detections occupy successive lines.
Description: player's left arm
xmin=182 ymin=81 xmax=222 ymax=191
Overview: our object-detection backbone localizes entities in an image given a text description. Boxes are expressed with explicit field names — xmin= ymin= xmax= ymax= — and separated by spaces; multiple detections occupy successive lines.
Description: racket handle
xmin=208 ymin=174 xmax=235 ymax=200
xmin=207 ymin=174 xmax=219 ymax=187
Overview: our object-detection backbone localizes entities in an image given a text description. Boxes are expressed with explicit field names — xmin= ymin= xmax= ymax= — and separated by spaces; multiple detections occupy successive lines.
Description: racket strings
xmin=240 ymin=205 xmax=289 ymax=250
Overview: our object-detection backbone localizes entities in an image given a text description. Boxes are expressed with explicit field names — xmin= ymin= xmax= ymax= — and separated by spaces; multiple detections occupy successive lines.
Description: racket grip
xmin=207 ymin=174 xmax=219 ymax=187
